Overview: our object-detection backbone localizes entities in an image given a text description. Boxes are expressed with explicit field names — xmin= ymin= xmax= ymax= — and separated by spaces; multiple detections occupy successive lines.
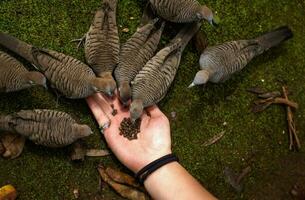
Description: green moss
xmin=0 ymin=0 xmax=305 ymax=199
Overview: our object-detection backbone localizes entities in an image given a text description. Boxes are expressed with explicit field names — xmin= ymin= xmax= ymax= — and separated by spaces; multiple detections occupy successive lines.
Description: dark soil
xmin=119 ymin=118 xmax=141 ymax=140
xmin=0 ymin=141 xmax=4 ymax=155
xmin=248 ymin=153 xmax=305 ymax=199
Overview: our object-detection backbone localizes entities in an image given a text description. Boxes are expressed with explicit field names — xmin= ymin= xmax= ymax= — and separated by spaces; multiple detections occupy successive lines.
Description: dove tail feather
xmin=174 ymin=22 xmax=202 ymax=51
xmin=256 ymin=26 xmax=293 ymax=50
xmin=0 ymin=32 xmax=34 ymax=63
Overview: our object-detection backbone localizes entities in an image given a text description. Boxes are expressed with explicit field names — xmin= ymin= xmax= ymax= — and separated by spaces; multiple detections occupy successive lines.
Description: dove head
xmin=197 ymin=6 xmax=218 ymax=26
xmin=130 ymin=99 xmax=144 ymax=123
xmin=118 ymin=81 xmax=131 ymax=106
xmin=189 ymin=70 xmax=210 ymax=88
xmin=25 ymin=72 xmax=47 ymax=89
xmin=91 ymin=77 xmax=116 ymax=97
xmin=72 ymin=124 xmax=93 ymax=139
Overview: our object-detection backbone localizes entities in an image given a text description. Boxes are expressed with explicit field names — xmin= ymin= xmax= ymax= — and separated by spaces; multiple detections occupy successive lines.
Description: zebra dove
xmin=115 ymin=18 xmax=165 ymax=106
xmin=0 ymin=51 xmax=46 ymax=92
xmin=0 ymin=109 xmax=93 ymax=148
xmin=0 ymin=32 xmax=112 ymax=98
xmin=148 ymin=0 xmax=218 ymax=24
xmin=77 ymin=0 xmax=119 ymax=96
xmin=130 ymin=22 xmax=202 ymax=122
xmin=189 ymin=26 xmax=293 ymax=88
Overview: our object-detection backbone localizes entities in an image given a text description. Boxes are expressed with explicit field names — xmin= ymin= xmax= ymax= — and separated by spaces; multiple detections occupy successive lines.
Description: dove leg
xmin=71 ymin=34 xmax=86 ymax=49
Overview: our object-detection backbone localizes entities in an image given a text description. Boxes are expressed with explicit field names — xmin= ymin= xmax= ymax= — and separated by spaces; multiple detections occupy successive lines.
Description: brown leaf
xmin=203 ymin=131 xmax=225 ymax=147
xmin=1 ymin=132 xmax=25 ymax=159
xmin=0 ymin=184 xmax=17 ymax=200
xmin=70 ymin=140 xmax=87 ymax=161
xmin=105 ymin=167 xmax=140 ymax=188
xmin=251 ymin=103 xmax=272 ymax=113
xmin=98 ymin=165 xmax=149 ymax=200
xmin=247 ymin=87 xmax=266 ymax=94
xmin=192 ymin=30 xmax=208 ymax=54
xmin=258 ymin=91 xmax=281 ymax=99
xmin=0 ymin=141 xmax=5 ymax=155
xmin=86 ymin=149 xmax=110 ymax=157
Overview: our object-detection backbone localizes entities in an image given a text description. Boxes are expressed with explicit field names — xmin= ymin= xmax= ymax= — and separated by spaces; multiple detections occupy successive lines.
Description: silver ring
xmin=99 ymin=122 xmax=110 ymax=134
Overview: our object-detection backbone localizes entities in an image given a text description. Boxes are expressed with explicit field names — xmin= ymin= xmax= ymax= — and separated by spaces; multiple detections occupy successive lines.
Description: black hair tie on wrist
xmin=135 ymin=153 xmax=179 ymax=184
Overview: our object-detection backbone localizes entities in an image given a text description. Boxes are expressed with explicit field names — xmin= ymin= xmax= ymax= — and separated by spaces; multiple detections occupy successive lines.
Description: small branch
xmin=273 ymin=98 xmax=298 ymax=109
xmin=282 ymin=86 xmax=301 ymax=150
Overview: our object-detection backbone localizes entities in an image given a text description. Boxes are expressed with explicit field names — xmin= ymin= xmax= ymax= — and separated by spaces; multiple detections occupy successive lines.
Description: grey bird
xmin=189 ymin=26 xmax=293 ymax=88
xmin=0 ymin=109 xmax=93 ymax=148
xmin=0 ymin=33 xmax=112 ymax=99
xmin=75 ymin=0 xmax=119 ymax=96
xmin=115 ymin=18 xmax=165 ymax=106
xmin=130 ymin=22 xmax=202 ymax=122
xmin=148 ymin=0 xmax=218 ymax=24
xmin=0 ymin=51 xmax=47 ymax=92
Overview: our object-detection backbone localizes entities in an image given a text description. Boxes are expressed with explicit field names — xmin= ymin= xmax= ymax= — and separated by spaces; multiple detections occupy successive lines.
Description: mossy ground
xmin=0 ymin=0 xmax=305 ymax=199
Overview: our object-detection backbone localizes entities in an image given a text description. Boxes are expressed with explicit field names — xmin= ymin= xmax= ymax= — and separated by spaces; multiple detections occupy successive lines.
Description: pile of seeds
xmin=119 ymin=118 xmax=141 ymax=140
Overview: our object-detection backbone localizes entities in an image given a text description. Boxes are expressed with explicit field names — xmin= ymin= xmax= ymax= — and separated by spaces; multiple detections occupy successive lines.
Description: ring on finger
xmin=99 ymin=121 xmax=111 ymax=134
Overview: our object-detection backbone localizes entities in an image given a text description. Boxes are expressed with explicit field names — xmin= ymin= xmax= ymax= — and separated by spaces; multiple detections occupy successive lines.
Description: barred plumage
xmin=189 ymin=26 xmax=293 ymax=87
xmin=0 ymin=33 xmax=112 ymax=98
xmin=0 ymin=109 xmax=93 ymax=148
xmin=130 ymin=22 xmax=202 ymax=121
xmin=115 ymin=18 xmax=165 ymax=105
xmin=149 ymin=0 xmax=215 ymax=24
xmin=0 ymin=51 xmax=46 ymax=92
xmin=83 ymin=0 xmax=119 ymax=95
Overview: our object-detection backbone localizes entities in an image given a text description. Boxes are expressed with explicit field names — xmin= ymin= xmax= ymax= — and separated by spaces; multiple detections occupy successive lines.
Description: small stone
xmin=73 ymin=189 xmax=79 ymax=199
xmin=122 ymin=28 xmax=129 ymax=33
xmin=170 ymin=112 xmax=177 ymax=120
xmin=261 ymin=79 xmax=265 ymax=82
xmin=223 ymin=122 xmax=228 ymax=126
xmin=129 ymin=17 xmax=135 ymax=20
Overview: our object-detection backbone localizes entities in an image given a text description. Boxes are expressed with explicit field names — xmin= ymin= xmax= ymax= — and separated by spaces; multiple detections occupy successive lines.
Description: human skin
xmin=86 ymin=93 xmax=216 ymax=200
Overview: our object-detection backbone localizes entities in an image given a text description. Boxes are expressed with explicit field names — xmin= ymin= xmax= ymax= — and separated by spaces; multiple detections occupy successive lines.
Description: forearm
xmin=144 ymin=162 xmax=217 ymax=200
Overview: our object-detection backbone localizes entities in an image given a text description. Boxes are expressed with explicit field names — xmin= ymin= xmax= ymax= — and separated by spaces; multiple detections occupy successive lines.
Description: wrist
xmin=135 ymin=153 xmax=178 ymax=184
xmin=144 ymin=161 xmax=180 ymax=187
xmin=133 ymin=149 xmax=172 ymax=173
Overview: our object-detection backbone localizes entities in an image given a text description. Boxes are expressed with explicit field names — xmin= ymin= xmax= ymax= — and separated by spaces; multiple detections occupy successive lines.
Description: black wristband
xmin=135 ymin=153 xmax=179 ymax=184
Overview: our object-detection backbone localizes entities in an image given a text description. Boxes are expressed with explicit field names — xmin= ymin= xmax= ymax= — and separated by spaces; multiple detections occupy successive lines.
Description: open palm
xmin=86 ymin=93 xmax=172 ymax=173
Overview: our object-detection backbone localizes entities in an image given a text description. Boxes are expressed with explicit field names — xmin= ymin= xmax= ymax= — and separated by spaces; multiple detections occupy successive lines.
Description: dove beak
xmin=188 ymin=82 xmax=196 ymax=88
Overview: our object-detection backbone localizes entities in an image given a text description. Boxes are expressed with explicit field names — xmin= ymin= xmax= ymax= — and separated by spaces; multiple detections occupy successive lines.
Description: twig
xmin=282 ymin=86 xmax=301 ymax=150
xmin=254 ymin=97 xmax=298 ymax=109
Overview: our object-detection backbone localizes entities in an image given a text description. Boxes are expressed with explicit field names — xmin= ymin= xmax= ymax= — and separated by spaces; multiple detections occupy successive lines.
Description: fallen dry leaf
xmin=98 ymin=165 xmax=149 ymax=200
xmin=86 ymin=149 xmax=110 ymax=157
xmin=247 ymin=87 xmax=266 ymax=94
xmin=0 ymin=184 xmax=17 ymax=200
xmin=70 ymin=140 xmax=87 ymax=161
xmin=0 ymin=141 xmax=4 ymax=155
xmin=224 ymin=166 xmax=251 ymax=192
xmin=122 ymin=28 xmax=129 ymax=33
xmin=203 ymin=131 xmax=225 ymax=147
xmin=105 ymin=167 xmax=140 ymax=189
xmin=258 ymin=91 xmax=281 ymax=99
xmin=1 ymin=132 xmax=25 ymax=159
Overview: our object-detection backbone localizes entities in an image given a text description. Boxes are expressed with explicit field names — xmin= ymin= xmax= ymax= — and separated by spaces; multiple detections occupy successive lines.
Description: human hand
xmin=86 ymin=93 xmax=172 ymax=173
